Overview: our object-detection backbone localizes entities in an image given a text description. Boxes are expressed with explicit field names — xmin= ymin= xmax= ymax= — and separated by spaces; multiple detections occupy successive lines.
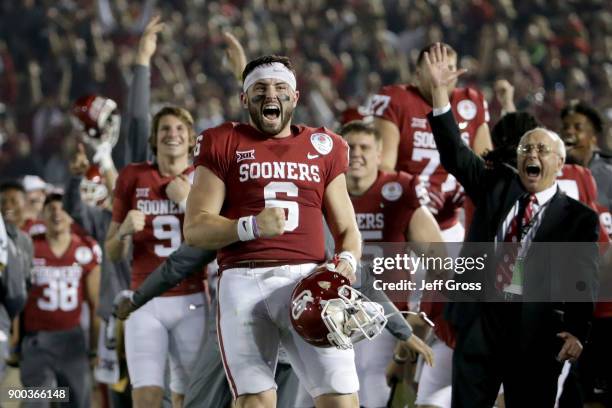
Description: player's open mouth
xmin=262 ymin=104 xmax=281 ymax=121
xmin=525 ymin=163 xmax=541 ymax=179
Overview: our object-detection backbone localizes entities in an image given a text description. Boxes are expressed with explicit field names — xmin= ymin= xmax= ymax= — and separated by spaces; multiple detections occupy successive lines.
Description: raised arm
xmin=425 ymin=43 xmax=486 ymax=201
xmin=114 ymin=16 xmax=163 ymax=168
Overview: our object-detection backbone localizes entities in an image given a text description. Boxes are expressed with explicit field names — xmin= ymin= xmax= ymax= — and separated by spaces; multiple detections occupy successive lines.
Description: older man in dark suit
xmin=423 ymin=43 xmax=600 ymax=408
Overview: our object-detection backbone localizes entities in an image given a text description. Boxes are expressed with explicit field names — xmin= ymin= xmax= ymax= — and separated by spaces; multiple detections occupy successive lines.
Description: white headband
xmin=242 ymin=62 xmax=297 ymax=93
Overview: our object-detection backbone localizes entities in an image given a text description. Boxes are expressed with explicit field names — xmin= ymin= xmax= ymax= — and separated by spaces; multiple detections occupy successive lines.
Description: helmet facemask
xmin=321 ymin=285 xmax=387 ymax=350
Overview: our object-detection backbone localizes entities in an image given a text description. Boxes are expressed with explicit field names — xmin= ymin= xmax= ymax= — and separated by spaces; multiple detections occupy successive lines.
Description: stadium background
xmin=1 ymin=0 xmax=611 ymax=185
xmin=0 ymin=0 xmax=610 ymax=407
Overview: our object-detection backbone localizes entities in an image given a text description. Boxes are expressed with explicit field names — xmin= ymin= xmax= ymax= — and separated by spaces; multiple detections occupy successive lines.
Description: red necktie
xmin=496 ymin=194 xmax=537 ymax=291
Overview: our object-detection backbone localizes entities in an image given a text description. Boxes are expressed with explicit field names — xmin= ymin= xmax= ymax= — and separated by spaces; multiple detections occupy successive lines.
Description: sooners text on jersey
xmin=112 ymin=162 xmax=204 ymax=294
xmin=24 ymin=234 xmax=100 ymax=332
xmin=371 ymin=85 xmax=488 ymax=229
xmin=351 ymin=171 xmax=420 ymax=242
xmin=194 ymin=123 xmax=349 ymax=266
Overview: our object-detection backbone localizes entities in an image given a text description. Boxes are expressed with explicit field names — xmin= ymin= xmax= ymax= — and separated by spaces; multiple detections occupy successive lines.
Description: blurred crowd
xmin=1 ymin=0 xmax=611 ymax=186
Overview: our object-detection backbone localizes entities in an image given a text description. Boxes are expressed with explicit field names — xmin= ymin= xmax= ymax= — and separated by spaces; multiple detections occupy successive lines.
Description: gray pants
xmin=20 ymin=327 xmax=91 ymax=408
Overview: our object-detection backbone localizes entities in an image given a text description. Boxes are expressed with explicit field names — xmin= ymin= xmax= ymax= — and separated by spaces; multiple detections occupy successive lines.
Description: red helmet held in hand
xmin=72 ymin=95 xmax=120 ymax=147
xmin=290 ymin=262 xmax=387 ymax=350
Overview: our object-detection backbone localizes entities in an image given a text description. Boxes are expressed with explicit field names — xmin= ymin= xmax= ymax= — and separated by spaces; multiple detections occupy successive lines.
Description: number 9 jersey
xmin=194 ymin=123 xmax=349 ymax=266
xmin=112 ymin=162 xmax=204 ymax=295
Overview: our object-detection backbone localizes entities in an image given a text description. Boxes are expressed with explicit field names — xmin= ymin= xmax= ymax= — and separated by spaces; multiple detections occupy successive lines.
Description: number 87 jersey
xmin=370 ymin=84 xmax=488 ymax=230
xmin=112 ymin=162 xmax=204 ymax=295
xmin=194 ymin=123 xmax=349 ymax=266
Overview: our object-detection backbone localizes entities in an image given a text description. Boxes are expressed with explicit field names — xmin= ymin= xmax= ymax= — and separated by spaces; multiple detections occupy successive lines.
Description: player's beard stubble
xmin=248 ymin=94 xmax=295 ymax=136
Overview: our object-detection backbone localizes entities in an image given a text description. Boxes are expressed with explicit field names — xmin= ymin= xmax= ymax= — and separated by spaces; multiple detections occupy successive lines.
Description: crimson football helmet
xmin=72 ymin=95 xmax=120 ymax=147
xmin=290 ymin=263 xmax=387 ymax=350
xmin=80 ymin=165 xmax=109 ymax=207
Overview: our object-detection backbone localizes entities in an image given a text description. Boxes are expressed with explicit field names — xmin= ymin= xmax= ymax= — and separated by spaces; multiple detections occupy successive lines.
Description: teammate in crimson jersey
xmin=185 ymin=55 xmax=362 ymax=408
xmin=106 ymin=106 xmax=205 ymax=408
xmin=20 ymin=194 xmax=101 ymax=408
xmin=343 ymin=120 xmax=441 ymax=408
xmin=371 ymin=42 xmax=492 ymax=241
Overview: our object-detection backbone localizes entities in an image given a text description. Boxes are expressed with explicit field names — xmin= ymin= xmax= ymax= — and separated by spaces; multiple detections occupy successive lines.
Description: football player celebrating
xmin=371 ymin=42 xmax=492 ymax=242
xmin=20 ymin=194 xmax=101 ymax=407
xmin=185 ymin=55 xmax=362 ymax=408
xmin=106 ymin=106 xmax=206 ymax=408
xmin=313 ymin=120 xmax=440 ymax=408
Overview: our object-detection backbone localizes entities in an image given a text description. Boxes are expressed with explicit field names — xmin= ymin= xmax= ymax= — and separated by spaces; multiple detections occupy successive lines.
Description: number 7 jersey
xmin=194 ymin=123 xmax=349 ymax=266
xmin=112 ymin=162 xmax=204 ymax=295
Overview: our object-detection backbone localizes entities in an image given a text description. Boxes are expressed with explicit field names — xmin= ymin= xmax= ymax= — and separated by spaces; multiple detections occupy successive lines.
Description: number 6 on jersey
xmin=264 ymin=181 xmax=299 ymax=231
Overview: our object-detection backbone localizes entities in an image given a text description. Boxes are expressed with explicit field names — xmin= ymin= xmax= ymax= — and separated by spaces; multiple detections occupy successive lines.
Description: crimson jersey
xmin=351 ymin=171 xmax=421 ymax=311
xmin=371 ymin=85 xmax=488 ymax=229
xmin=195 ymin=123 xmax=349 ymax=266
xmin=350 ymin=171 xmax=420 ymax=242
xmin=24 ymin=233 xmax=100 ymax=332
xmin=112 ymin=162 xmax=204 ymax=295
xmin=557 ymin=164 xmax=610 ymax=244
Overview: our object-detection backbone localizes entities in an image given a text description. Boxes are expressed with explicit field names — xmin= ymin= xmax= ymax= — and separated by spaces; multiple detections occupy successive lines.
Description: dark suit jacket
xmin=428 ymin=110 xmax=599 ymax=345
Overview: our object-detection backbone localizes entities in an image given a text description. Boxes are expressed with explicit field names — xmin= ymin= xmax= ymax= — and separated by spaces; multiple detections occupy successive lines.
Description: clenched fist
xmin=119 ymin=210 xmax=146 ymax=237
xmin=255 ymin=207 xmax=286 ymax=237
xmin=166 ymin=174 xmax=191 ymax=204
xmin=113 ymin=290 xmax=136 ymax=320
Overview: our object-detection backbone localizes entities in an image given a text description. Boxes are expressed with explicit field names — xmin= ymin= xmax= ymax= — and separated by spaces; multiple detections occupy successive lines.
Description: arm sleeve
xmin=427 ymin=110 xmax=486 ymax=205
xmin=131 ymin=244 xmax=216 ymax=307
xmin=561 ymin=210 xmax=599 ymax=342
xmin=325 ymin=134 xmax=349 ymax=186
xmin=113 ymin=65 xmax=152 ymax=169
xmin=2 ymin=234 xmax=31 ymax=319
xmin=63 ymin=176 xmax=107 ymax=242
xmin=357 ymin=268 xmax=413 ymax=340
xmin=111 ymin=168 xmax=133 ymax=223
xmin=126 ymin=65 xmax=152 ymax=163
xmin=2 ymin=231 xmax=31 ymax=319
xmin=194 ymin=129 xmax=231 ymax=180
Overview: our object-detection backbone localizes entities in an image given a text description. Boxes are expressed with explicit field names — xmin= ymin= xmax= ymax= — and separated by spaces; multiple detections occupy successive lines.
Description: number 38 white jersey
xmin=112 ymin=162 xmax=204 ymax=295
xmin=24 ymin=234 xmax=100 ymax=332
xmin=194 ymin=122 xmax=349 ymax=266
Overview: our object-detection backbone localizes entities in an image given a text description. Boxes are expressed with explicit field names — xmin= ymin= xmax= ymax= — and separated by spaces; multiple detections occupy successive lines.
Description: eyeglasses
xmin=516 ymin=143 xmax=557 ymax=156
